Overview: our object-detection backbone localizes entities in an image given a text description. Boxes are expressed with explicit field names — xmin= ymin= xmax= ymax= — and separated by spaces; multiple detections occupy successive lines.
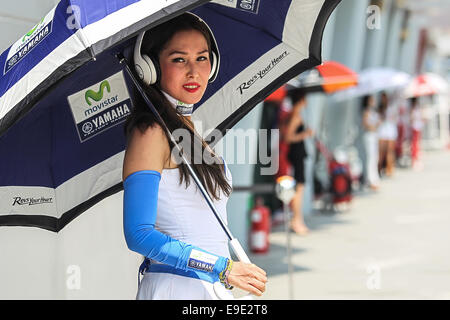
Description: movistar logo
xmin=83 ymin=80 xmax=118 ymax=117
xmin=22 ymin=17 xmax=45 ymax=42
xmin=67 ymin=71 xmax=132 ymax=143
xmin=4 ymin=14 xmax=52 ymax=75
xmin=85 ymin=80 xmax=111 ymax=106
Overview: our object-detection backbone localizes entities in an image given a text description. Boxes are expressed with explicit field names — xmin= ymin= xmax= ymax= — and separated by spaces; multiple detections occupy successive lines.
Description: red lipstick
xmin=183 ymin=82 xmax=200 ymax=93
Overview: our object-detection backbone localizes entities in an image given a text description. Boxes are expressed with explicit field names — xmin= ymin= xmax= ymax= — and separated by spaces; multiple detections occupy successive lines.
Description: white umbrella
xmin=403 ymin=72 xmax=449 ymax=98
xmin=332 ymin=67 xmax=411 ymax=102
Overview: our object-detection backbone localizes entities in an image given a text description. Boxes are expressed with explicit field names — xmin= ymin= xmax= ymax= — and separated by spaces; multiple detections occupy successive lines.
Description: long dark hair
xmin=378 ymin=92 xmax=388 ymax=119
xmin=288 ymin=88 xmax=306 ymax=106
xmin=361 ymin=95 xmax=371 ymax=112
xmin=124 ymin=13 xmax=231 ymax=200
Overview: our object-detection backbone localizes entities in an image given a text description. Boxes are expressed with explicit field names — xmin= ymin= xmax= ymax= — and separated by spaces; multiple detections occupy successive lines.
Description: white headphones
xmin=134 ymin=12 xmax=220 ymax=86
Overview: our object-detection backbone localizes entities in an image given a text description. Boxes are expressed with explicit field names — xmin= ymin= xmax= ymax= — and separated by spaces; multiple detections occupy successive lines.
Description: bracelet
xmin=219 ymin=259 xmax=234 ymax=290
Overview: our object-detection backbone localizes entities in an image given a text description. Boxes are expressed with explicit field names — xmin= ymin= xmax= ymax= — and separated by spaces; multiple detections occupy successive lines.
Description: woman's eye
xmin=171 ymin=56 xmax=208 ymax=63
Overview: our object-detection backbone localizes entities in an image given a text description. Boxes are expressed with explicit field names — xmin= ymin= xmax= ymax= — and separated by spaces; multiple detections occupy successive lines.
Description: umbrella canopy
xmin=286 ymin=60 xmax=358 ymax=94
xmin=403 ymin=72 xmax=449 ymax=98
xmin=332 ymin=67 xmax=411 ymax=101
xmin=265 ymin=85 xmax=288 ymax=102
xmin=0 ymin=0 xmax=340 ymax=232
xmin=264 ymin=60 xmax=357 ymax=103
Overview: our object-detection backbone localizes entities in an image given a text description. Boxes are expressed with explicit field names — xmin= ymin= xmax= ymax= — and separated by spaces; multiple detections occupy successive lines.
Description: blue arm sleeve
xmin=123 ymin=170 xmax=228 ymax=279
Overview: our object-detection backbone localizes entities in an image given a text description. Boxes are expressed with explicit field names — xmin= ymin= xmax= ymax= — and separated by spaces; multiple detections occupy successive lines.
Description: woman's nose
xmin=186 ymin=61 xmax=199 ymax=78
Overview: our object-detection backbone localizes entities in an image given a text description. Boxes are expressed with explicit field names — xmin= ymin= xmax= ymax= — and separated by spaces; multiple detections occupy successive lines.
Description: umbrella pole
xmin=117 ymin=54 xmax=251 ymax=266
xmin=283 ymin=201 xmax=294 ymax=299
xmin=275 ymin=176 xmax=296 ymax=300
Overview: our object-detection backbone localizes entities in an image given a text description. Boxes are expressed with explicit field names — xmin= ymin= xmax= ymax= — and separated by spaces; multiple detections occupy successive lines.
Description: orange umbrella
xmin=265 ymin=85 xmax=287 ymax=102
xmin=265 ymin=61 xmax=358 ymax=103
xmin=286 ymin=60 xmax=358 ymax=94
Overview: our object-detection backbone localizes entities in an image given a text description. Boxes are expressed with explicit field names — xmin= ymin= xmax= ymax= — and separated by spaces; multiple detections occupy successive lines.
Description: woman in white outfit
xmin=122 ymin=13 xmax=267 ymax=300
xmin=361 ymin=95 xmax=380 ymax=190
xmin=377 ymin=92 xmax=398 ymax=177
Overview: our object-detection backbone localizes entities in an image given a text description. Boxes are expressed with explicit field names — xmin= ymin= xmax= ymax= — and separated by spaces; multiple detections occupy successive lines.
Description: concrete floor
xmin=248 ymin=149 xmax=450 ymax=300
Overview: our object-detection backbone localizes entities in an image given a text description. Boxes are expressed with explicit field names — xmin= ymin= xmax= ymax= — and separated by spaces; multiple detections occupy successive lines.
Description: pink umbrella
xmin=404 ymin=73 xmax=449 ymax=97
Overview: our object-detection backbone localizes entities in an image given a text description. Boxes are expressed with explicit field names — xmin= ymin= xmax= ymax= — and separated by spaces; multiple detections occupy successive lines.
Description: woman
xmin=122 ymin=13 xmax=267 ymax=300
xmin=361 ymin=95 xmax=380 ymax=190
xmin=377 ymin=92 xmax=397 ymax=177
xmin=409 ymin=97 xmax=424 ymax=170
xmin=283 ymin=89 xmax=313 ymax=235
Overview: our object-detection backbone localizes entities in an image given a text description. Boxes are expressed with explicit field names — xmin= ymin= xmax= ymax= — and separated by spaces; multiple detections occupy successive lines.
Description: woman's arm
xmin=123 ymin=169 xmax=229 ymax=276
xmin=362 ymin=110 xmax=379 ymax=131
xmin=123 ymin=124 xmax=167 ymax=181
xmin=123 ymin=125 xmax=227 ymax=275
xmin=289 ymin=129 xmax=313 ymax=143
xmin=122 ymin=124 xmax=267 ymax=295
xmin=283 ymin=112 xmax=314 ymax=143
xmin=284 ymin=114 xmax=301 ymax=143
xmin=362 ymin=110 xmax=371 ymax=131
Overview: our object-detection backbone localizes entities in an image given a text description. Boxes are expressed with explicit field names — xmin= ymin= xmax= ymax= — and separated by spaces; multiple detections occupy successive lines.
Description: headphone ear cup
xmin=134 ymin=54 xmax=151 ymax=86
xmin=142 ymin=54 xmax=159 ymax=85
xmin=209 ymin=51 xmax=218 ymax=82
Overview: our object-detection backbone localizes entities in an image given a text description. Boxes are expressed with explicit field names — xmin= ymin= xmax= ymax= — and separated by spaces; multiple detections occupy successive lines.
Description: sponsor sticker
xmin=4 ymin=8 xmax=56 ymax=74
xmin=237 ymin=50 xmax=289 ymax=95
xmin=67 ymin=71 xmax=132 ymax=142
xmin=12 ymin=196 xmax=53 ymax=206
xmin=0 ymin=186 xmax=56 ymax=215
xmin=187 ymin=249 xmax=219 ymax=273
xmin=212 ymin=0 xmax=259 ymax=14
xmin=237 ymin=0 xmax=259 ymax=14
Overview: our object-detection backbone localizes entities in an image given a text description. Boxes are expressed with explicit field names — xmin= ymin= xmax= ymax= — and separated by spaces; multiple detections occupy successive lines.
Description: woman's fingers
xmin=251 ymin=263 xmax=267 ymax=276
xmin=246 ymin=264 xmax=268 ymax=285
xmin=227 ymin=261 xmax=268 ymax=296
xmin=239 ymin=274 xmax=267 ymax=296
xmin=249 ymin=264 xmax=268 ymax=283
xmin=248 ymin=277 xmax=266 ymax=293
xmin=239 ymin=278 xmax=264 ymax=296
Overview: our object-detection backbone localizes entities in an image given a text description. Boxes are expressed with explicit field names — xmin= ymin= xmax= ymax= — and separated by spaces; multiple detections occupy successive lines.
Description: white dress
xmin=377 ymin=106 xmax=398 ymax=141
xmin=136 ymin=159 xmax=234 ymax=300
xmin=363 ymin=109 xmax=380 ymax=186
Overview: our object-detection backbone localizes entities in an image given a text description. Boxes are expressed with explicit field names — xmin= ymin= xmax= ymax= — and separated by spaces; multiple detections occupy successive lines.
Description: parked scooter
xmin=313 ymin=135 xmax=363 ymax=212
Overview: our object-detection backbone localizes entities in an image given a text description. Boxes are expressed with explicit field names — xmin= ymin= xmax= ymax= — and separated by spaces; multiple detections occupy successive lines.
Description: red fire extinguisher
xmin=249 ymin=196 xmax=271 ymax=254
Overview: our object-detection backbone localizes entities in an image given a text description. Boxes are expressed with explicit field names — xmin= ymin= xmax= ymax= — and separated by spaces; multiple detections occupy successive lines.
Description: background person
xmin=361 ymin=94 xmax=381 ymax=190
xmin=377 ymin=92 xmax=398 ymax=177
xmin=282 ymin=89 xmax=313 ymax=235
xmin=409 ymin=97 xmax=424 ymax=170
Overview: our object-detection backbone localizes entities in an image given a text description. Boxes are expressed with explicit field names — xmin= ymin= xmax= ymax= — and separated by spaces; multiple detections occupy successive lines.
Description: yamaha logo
xmin=237 ymin=0 xmax=259 ymax=14
xmin=82 ymin=122 xmax=93 ymax=134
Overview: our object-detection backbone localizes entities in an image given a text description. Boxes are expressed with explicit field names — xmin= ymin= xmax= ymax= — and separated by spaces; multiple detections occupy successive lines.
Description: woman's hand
xmin=226 ymin=261 xmax=268 ymax=296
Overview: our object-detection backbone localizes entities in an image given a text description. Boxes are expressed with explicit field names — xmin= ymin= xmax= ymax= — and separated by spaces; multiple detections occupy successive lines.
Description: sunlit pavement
xmin=249 ymin=149 xmax=450 ymax=300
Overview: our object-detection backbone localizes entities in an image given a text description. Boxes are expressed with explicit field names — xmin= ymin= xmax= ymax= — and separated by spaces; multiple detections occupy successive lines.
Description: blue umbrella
xmin=0 ymin=0 xmax=340 ymax=233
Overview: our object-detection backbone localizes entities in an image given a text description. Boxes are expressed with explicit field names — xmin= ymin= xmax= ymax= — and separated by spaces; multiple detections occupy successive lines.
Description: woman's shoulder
xmin=287 ymin=111 xmax=301 ymax=125
xmin=123 ymin=123 xmax=170 ymax=180
xmin=129 ymin=123 xmax=169 ymax=151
